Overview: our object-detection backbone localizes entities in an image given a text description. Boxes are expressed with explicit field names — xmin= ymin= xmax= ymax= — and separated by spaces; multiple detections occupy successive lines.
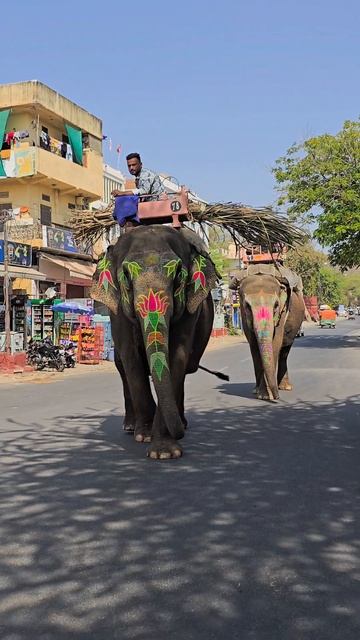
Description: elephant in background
xmin=91 ymin=225 xmax=217 ymax=459
xmin=230 ymin=268 xmax=305 ymax=401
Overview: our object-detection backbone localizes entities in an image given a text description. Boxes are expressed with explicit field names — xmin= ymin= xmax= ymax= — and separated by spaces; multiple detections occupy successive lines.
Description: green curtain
xmin=0 ymin=109 xmax=11 ymax=177
xmin=65 ymin=124 xmax=83 ymax=165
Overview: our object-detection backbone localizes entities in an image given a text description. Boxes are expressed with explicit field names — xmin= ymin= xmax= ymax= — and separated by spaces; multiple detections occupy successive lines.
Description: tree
xmin=339 ymin=271 xmax=360 ymax=306
xmin=273 ymin=120 xmax=360 ymax=270
xmin=207 ymin=227 xmax=232 ymax=277
xmin=286 ymin=243 xmax=342 ymax=306
xmin=318 ymin=266 xmax=342 ymax=308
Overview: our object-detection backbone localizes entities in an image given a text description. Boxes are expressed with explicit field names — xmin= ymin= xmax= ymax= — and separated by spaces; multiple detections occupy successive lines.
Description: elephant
xmin=91 ymin=225 xmax=217 ymax=459
xmin=230 ymin=266 xmax=305 ymax=401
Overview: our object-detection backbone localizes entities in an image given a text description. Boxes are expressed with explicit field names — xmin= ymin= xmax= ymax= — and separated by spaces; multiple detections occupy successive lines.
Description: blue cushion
xmin=113 ymin=195 xmax=140 ymax=226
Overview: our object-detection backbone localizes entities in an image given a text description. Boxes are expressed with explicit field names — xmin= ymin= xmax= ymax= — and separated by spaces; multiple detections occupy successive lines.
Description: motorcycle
xmin=26 ymin=338 xmax=65 ymax=372
xmin=63 ymin=342 xmax=76 ymax=368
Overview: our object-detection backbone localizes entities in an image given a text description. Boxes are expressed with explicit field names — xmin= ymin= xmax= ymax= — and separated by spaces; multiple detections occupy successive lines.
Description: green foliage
xmin=273 ymin=120 xmax=360 ymax=269
xmin=318 ymin=266 xmax=342 ymax=308
xmin=286 ymin=243 xmax=342 ymax=306
xmin=340 ymin=271 xmax=360 ymax=305
xmin=208 ymin=246 xmax=232 ymax=278
xmin=208 ymin=227 xmax=233 ymax=277
xmin=286 ymin=244 xmax=326 ymax=296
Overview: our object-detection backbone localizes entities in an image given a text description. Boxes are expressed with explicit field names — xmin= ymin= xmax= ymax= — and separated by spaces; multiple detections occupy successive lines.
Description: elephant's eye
xmin=274 ymin=301 xmax=279 ymax=310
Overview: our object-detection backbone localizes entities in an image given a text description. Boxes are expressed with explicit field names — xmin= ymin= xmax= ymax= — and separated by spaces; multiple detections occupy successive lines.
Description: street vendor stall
xmin=53 ymin=300 xmax=94 ymax=358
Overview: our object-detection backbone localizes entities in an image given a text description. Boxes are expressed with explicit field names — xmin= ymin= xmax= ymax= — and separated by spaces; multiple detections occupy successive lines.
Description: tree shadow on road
xmin=293 ymin=333 xmax=360 ymax=350
xmin=1 ymin=393 xmax=360 ymax=640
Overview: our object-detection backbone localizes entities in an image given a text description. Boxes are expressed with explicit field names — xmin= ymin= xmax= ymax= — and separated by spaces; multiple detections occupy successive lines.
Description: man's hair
xmin=126 ymin=152 xmax=141 ymax=162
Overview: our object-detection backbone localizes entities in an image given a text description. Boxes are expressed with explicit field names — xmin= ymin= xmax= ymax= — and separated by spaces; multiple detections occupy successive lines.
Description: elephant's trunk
xmin=135 ymin=289 xmax=184 ymax=440
xmin=257 ymin=340 xmax=279 ymax=400
xmin=253 ymin=307 xmax=279 ymax=400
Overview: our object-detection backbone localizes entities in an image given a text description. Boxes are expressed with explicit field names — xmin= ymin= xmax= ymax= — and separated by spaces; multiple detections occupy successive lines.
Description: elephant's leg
xmin=147 ymin=314 xmax=196 ymax=460
xmin=179 ymin=388 xmax=187 ymax=428
xmin=114 ymin=351 xmax=136 ymax=432
xmin=115 ymin=334 xmax=156 ymax=443
xmin=186 ymin=295 xmax=214 ymax=374
xmin=147 ymin=355 xmax=188 ymax=459
xmin=278 ymin=344 xmax=293 ymax=390
xmin=248 ymin=338 xmax=269 ymax=399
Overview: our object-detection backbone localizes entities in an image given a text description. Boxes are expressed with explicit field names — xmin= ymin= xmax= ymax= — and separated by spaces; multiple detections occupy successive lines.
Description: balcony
xmin=0 ymin=144 xmax=102 ymax=200
xmin=37 ymin=147 xmax=102 ymax=199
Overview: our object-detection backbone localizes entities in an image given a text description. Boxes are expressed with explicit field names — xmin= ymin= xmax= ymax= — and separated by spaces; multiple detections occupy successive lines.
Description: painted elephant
xmin=91 ymin=225 xmax=217 ymax=459
xmin=230 ymin=268 xmax=305 ymax=401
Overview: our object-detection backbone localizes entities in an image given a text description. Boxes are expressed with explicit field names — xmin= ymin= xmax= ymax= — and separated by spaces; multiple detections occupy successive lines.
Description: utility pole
xmin=1 ymin=209 xmax=14 ymax=355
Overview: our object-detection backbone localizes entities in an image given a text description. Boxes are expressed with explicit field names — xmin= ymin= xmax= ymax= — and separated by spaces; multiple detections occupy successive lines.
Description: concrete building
xmin=91 ymin=163 xmax=126 ymax=250
xmin=0 ymin=80 xmax=103 ymax=307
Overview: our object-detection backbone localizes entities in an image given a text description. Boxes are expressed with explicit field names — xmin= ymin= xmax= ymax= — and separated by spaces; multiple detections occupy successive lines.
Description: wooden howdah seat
xmin=138 ymin=187 xmax=190 ymax=228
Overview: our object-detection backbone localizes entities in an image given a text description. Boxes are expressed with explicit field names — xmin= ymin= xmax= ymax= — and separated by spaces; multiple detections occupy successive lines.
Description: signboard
xmin=46 ymin=227 xmax=77 ymax=253
xmin=0 ymin=240 xmax=32 ymax=267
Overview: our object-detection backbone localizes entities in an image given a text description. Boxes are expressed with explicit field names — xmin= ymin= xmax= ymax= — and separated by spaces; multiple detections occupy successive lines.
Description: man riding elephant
xmin=111 ymin=153 xmax=165 ymax=228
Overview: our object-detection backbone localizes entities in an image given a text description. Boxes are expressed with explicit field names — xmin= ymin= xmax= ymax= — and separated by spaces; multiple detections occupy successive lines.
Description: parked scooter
xmin=63 ymin=342 xmax=76 ymax=368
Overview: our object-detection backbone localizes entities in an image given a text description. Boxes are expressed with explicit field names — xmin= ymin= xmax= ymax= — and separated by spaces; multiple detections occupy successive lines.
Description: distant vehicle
xmin=336 ymin=304 xmax=347 ymax=317
xmin=319 ymin=309 xmax=336 ymax=329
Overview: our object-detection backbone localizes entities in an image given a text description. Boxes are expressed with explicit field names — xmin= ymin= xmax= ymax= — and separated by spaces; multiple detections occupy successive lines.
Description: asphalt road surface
xmin=1 ymin=318 xmax=359 ymax=640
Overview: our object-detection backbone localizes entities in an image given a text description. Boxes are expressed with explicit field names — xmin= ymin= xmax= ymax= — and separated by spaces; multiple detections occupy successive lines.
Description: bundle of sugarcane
xmin=69 ymin=202 xmax=116 ymax=249
xmin=69 ymin=200 xmax=307 ymax=250
xmin=188 ymin=201 xmax=307 ymax=249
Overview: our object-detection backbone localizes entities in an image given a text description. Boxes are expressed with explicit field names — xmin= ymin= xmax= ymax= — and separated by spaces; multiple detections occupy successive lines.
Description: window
xmin=0 ymin=191 xmax=9 ymax=199
xmin=42 ymin=194 xmax=51 ymax=202
xmin=82 ymin=133 xmax=90 ymax=149
xmin=42 ymin=126 xmax=49 ymax=134
xmin=68 ymin=203 xmax=75 ymax=210
xmin=40 ymin=204 xmax=52 ymax=226
xmin=62 ymin=134 xmax=69 ymax=144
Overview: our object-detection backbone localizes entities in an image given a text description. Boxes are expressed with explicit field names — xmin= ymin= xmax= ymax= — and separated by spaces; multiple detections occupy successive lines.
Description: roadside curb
xmin=0 ymin=334 xmax=247 ymax=386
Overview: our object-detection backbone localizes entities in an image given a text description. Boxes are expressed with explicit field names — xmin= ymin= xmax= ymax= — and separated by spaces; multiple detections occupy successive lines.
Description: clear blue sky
xmin=3 ymin=0 xmax=360 ymax=205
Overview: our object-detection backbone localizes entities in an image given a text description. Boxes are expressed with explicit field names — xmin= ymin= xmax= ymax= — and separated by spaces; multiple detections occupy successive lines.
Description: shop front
xmin=0 ymin=264 xmax=47 ymax=344
xmin=38 ymin=252 xmax=95 ymax=300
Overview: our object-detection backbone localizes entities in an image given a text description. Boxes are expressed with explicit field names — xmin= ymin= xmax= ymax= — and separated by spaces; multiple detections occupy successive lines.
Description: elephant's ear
xmin=279 ymin=283 xmax=290 ymax=311
xmin=229 ymin=270 xmax=247 ymax=290
xmin=186 ymin=252 xmax=217 ymax=314
xmin=90 ymin=251 xmax=119 ymax=314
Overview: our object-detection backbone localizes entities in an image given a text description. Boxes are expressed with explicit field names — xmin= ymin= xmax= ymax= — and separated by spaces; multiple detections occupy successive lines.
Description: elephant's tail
xmin=198 ymin=365 xmax=230 ymax=381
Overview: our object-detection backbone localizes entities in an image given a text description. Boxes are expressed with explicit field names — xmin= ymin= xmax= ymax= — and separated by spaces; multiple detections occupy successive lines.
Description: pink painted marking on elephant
xmin=255 ymin=306 xmax=272 ymax=321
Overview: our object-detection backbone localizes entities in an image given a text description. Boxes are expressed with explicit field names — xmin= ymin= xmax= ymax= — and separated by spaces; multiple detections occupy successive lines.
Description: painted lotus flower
xmin=192 ymin=256 xmax=207 ymax=292
xmin=97 ymin=256 xmax=115 ymax=291
xmin=137 ymin=290 xmax=169 ymax=318
xmin=136 ymin=290 xmax=170 ymax=381
xmin=255 ymin=306 xmax=272 ymax=321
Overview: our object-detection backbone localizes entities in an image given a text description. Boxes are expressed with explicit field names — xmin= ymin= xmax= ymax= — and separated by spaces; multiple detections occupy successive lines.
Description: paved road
xmin=1 ymin=319 xmax=359 ymax=640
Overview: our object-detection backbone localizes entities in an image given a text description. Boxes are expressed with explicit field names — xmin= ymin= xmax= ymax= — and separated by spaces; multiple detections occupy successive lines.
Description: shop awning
xmin=39 ymin=255 xmax=95 ymax=280
xmin=0 ymin=265 xmax=46 ymax=280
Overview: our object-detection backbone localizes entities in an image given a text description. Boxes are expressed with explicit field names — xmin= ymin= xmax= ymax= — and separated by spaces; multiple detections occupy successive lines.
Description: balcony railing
xmin=39 ymin=133 xmax=76 ymax=163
